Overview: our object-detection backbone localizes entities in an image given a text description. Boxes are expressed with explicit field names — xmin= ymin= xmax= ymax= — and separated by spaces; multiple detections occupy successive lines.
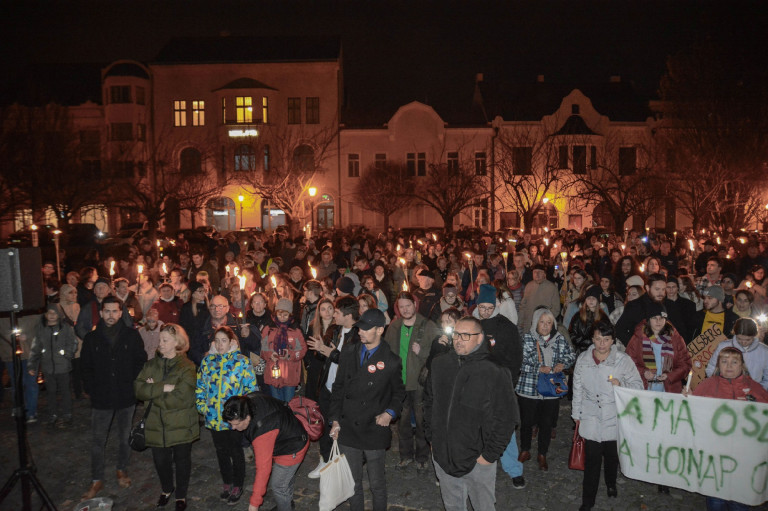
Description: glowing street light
xmin=238 ymin=194 xmax=245 ymax=230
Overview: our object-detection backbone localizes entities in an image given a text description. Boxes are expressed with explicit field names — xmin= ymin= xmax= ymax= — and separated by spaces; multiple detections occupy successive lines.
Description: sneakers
xmin=512 ymin=476 xmax=526 ymax=489
xmin=227 ymin=486 xmax=243 ymax=505
xmin=219 ymin=484 xmax=232 ymax=501
xmin=308 ymin=458 xmax=328 ymax=479
xmin=26 ymin=415 xmax=37 ymax=424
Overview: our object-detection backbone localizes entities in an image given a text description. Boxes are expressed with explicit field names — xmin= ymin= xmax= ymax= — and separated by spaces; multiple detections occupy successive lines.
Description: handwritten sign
xmin=687 ymin=324 xmax=727 ymax=391
xmin=615 ymin=387 xmax=768 ymax=506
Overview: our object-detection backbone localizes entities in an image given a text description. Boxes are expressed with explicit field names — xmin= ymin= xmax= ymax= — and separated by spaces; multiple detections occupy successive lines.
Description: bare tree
xmin=353 ymin=161 xmax=415 ymax=230
xmin=414 ymin=161 xmax=488 ymax=234
xmin=232 ymin=121 xmax=338 ymax=236
xmin=496 ymin=124 xmax=573 ymax=230
xmin=0 ymin=104 xmax=115 ymax=232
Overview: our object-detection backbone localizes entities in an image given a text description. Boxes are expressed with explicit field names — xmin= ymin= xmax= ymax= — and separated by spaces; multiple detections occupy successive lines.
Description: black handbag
xmin=129 ymin=402 xmax=152 ymax=451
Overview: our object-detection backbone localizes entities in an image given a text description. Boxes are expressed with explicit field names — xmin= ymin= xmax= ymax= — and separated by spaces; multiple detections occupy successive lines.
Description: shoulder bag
xmin=536 ymin=341 xmax=568 ymax=397
xmin=129 ymin=401 xmax=152 ymax=451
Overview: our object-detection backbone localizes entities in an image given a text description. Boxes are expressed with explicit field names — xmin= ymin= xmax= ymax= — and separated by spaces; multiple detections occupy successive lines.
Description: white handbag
xmin=318 ymin=439 xmax=356 ymax=511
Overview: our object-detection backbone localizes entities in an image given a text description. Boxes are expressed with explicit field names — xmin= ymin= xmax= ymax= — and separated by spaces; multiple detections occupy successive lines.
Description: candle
xmin=109 ymin=260 xmax=115 ymax=277
xmin=685 ymin=370 xmax=693 ymax=393
xmin=137 ymin=264 xmax=143 ymax=275
xmin=162 ymin=262 xmax=167 ymax=276
xmin=310 ymin=267 xmax=317 ymax=279
xmin=402 ymin=280 xmax=408 ymax=291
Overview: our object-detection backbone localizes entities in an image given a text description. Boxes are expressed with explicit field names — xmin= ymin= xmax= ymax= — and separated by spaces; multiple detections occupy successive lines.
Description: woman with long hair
xmin=568 ymin=286 xmax=608 ymax=355
xmin=613 ymin=256 xmax=641 ymax=298
xmin=562 ymin=269 xmax=590 ymax=330
xmin=260 ymin=298 xmax=308 ymax=402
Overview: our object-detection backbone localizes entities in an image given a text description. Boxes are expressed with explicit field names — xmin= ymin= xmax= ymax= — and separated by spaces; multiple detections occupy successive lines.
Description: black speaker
xmin=0 ymin=247 xmax=45 ymax=312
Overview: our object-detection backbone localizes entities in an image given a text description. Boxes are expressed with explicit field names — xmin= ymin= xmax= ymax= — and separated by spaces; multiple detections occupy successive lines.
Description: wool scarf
xmin=641 ymin=334 xmax=674 ymax=373
xmin=272 ymin=317 xmax=292 ymax=353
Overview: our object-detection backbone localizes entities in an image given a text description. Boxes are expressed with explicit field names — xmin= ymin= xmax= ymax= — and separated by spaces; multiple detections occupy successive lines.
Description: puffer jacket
xmin=705 ymin=336 xmax=768 ymax=391
xmin=28 ymin=318 xmax=78 ymax=375
xmin=515 ymin=308 xmax=576 ymax=399
xmin=196 ymin=345 xmax=257 ymax=430
xmin=571 ymin=344 xmax=643 ymax=442
xmin=134 ymin=354 xmax=200 ymax=447
xmin=693 ymin=373 xmax=768 ymax=402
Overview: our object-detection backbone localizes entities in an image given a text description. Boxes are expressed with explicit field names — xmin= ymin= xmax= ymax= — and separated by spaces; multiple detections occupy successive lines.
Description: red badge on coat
xmin=368 ymin=364 xmax=376 ymax=373
xmin=376 ymin=361 xmax=385 ymax=370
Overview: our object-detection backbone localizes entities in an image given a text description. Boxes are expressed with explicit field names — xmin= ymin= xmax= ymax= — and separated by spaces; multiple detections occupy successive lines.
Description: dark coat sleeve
xmin=481 ymin=366 xmax=517 ymax=463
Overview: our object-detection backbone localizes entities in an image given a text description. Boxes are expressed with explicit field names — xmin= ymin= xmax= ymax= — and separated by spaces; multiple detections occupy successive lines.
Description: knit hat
xmin=722 ymin=273 xmax=738 ymax=285
xmin=416 ymin=268 xmax=435 ymax=280
xmin=336 ymin=276 xmax=355 ymax=295
xmin=443 ymin=285 xmax=458 ymax=297
xmin=582 ymin=285 xmax=602 ymax=302
xmin=187 ymin=281 xmax=204 ymax=294
xmin=477 ymin=284 xmax=496 ymax=305
xmin=645 ymin=301 xmax=668 ymax=321
xmin=702 ymin=285 xmax=725 ymax=303
xmin=625 ymin=275 xmax=645 ymax=288
xmin=275 ymin=298 xmax=294 ymax=313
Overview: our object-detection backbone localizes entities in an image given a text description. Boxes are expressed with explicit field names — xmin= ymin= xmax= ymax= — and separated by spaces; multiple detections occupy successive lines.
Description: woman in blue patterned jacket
xmin=196 ymin=326 xmax=257 ymax=505
xmin=515 ymin=306 xmax=575 ymax=471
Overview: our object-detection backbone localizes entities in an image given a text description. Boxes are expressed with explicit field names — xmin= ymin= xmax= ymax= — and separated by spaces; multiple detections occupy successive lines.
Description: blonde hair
xmin=160 ymin=324 xmax=190 ymax=353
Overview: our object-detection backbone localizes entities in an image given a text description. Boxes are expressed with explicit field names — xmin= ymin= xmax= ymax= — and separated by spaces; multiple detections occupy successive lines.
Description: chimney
xmin=537 ymin=74 xmax=545 ymax=83
xmin=609 ymin=75 xmax=621 ymax=83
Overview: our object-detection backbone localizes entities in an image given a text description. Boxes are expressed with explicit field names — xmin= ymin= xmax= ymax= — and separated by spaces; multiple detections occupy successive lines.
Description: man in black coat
xmin=413 ymin=268 xmax=442 ymax=324
xmin=80 ymin=297 xmax=147 ymax=500
xmin=424 ymin=316 xmax=518 ymax=510
xmin=615 ymin=273 xmax=669 ymax=346
xmin=664 ymin=275 xmax=697 ymax=344
xmin=329 ymin=309 xmax=406 ymax=511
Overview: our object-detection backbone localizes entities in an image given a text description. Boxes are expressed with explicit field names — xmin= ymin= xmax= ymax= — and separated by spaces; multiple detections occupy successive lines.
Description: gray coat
xmin=29 ymin=319 xmax=78 ymax=375
xmin=571 ymin=344 xmax=643 ymax=442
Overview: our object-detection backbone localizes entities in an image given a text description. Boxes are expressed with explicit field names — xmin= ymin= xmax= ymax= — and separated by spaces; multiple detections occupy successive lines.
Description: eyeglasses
xmin=452 ymin=331 xmax=481 ymax=341
xmin=477 ymin=305 xmax=495 ymax=312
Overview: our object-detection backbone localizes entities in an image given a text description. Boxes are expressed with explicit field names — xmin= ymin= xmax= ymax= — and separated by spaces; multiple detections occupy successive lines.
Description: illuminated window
xmin=374 ymin=153 xmax=386 ymax=170
xmin=236 ymin=96 xmax=253 ymax=123
xmin=234 ymin=144 xmax=256 ymax=171
xmin=110 ymin=85 xmax=131 ymax=104
xmin=174 ymin=100 xmax=186 ymax=127
xmin=136 ymin=86 xmax=146 ymax=105
xmin=192 ymin=100 xmax=205 ymax=126
xmin=407 ymin=152 xmax=426 ymax=176
xmin=110 ymin=123 xmax=133 ymax=141
xmin=288 ymin=97 xmax=301 ymax=124
xmin=306 ymin=97 xmax=319 ymax=124
xmin=348 ymin=154 xmax=360 ymax=177
xmin=447 ymin=152 xmax=459 ymax=173
xmin=474 ymin=152 xmax=487 ymax=176
xmin=262 ymin=97 xmax=269 ymax=124
xmin=473 ymin=199 xmax=489 ymax=228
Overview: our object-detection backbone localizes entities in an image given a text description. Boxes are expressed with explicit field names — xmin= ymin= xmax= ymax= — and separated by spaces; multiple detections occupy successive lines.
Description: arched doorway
xmin=316 ymin=193 xmax=334 ymax=230
xmin=205 ymin=197 xmax=236 ymax=231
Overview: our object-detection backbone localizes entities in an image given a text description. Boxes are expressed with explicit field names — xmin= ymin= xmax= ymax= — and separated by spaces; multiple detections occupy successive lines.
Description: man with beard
xmin=188 ymin=295 xmax=260 ymax=367
xmin=615 ymin=273 xmax=668 ymax=346
xmin=384 ymin=292 xmax=439 ymax=473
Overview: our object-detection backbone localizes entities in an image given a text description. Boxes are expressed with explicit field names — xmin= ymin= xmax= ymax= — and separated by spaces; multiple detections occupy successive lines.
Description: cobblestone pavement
xmin=0 ymin=389 xmax=725 ymax=511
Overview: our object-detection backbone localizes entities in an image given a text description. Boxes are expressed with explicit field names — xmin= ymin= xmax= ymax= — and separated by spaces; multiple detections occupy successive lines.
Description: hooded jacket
xmin=196 ymin=342 xmax=257 ymax=430
xmin=472 ymin=302 xmax=523 ymax=384
xmin=424 ymin=342 xmax=517 ymax=477
xmin=29 ymin=315 xmax=78 ymax=375
xmin=134 ymin=353 xmax=200 ymax=447
xmin=515 ymin=308 xmax=576 ymax=399
xmin=705 ymin=336 xmax=768 ymax=391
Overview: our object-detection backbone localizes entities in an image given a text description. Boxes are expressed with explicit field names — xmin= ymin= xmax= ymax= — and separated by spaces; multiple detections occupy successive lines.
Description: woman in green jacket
xmin=135 ymin=324 xmax=199 ymax=511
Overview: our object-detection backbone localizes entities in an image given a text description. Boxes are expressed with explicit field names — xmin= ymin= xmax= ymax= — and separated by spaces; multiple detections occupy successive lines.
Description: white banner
xmin=614 ymin=386 xmax=768 ymax=506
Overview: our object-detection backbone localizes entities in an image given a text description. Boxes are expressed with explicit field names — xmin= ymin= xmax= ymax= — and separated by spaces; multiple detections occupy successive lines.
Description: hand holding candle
xmin=685 ymin=370 xmax=693 ymax=393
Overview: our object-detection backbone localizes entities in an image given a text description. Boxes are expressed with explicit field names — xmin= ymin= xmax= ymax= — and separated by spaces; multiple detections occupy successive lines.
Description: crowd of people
xmin=2 ymin=224 xmax=768 ymax=510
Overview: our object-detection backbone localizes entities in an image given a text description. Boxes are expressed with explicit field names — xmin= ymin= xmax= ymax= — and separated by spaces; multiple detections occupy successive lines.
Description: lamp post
xmin=308 ymin=187 xmax=317 ymax=237
xmin=53 ymin=230 xmax=62 ymax=281
xmin=238 ymin=194 xmax=244 ymax=230
xmin=30 ymin=224 xmax=39 ymax=248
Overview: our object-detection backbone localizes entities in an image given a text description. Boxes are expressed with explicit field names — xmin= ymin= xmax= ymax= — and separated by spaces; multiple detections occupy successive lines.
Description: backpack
xmin=288 ymin=395 xmax=324 ymax=441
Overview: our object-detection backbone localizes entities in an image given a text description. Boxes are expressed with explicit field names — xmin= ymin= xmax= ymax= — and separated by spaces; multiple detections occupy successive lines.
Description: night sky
xmin=1 ymin=0 xmax=765 ymax=108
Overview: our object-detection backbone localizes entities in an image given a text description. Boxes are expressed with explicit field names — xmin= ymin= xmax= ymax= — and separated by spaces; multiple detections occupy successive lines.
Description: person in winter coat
xmin=224 ymin=393 xmax=310 ymax=511
xmin=261 ymin=298 xmax=308 ymax=402
xmin=705 ymin=317 xmax=768 ymax=391
xmin=518 ymin=265 xmax=561 ymax=335
xmin=134 ymin=324 xmax=199 ymax=510
xmin=568 ymin=286 xmax=609 ymax=355
xmin=515 ymin=307 xmax=575 ymax=471
xmin=688 ymin=346 xmax=768 ymax=511
xmin=28 ymin=303 xmax=78 ymax=426
xmin=572 ymin=320 xmax=643 ymax=511
xmin=196 ymin=326 xmax=258 ymax=505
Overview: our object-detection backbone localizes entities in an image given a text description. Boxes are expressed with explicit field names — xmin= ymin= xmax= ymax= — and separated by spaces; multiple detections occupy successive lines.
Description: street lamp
xmin=53 ymin=230 xmax=62 ymax=282
xmin=308 ymin=187 xmax=317 ymax=237
xmin=30 ymin=224 xmax=39 ymax=247
xmin=238 ymin=194 xmax=244 ymax=230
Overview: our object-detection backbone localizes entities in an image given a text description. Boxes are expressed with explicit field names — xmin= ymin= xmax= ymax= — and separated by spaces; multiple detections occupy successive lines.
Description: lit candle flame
xmin=640 ymin=264 xmax=645 ymax=272
xmin=432 ymin=234 xmax=437 ymax=241
xmin=758 ymin=314 xmax=767 ymax=323
xmin=560 ymin=251 xmax=567 ymax=260
xmin=233 ymin=266 xmax=239 ymax=277
xmin=238 ymin=275 xmax=246 ymax=290
xmin=162 ymin=262 xmax=167 ymax=275
xmin=137 ymin=264 xmax=144 ymax=275
xmin=688 ymin=239 xmax=694 ymax=251
xmin=465 ymin=253 xmax=471 ymax=260
xmin=156 ymin=239 xmax=161 ymax=247
xmin=417 ymin=240 xmax=423 ymax=245
xmin=402 ymin=281 xmax=408 ymax=291
xmin=396 ymin=244 xmax=401 ymax=252
xmin=270 ymin=276 xmax=277 ymax=288
xmin=109 ymin=260 xmax=115 ymax=276
xmin=310 ymin=267 xmax=317 ymax=279
xmin=747 ymin=281 xmax=753 ymax=288
xmin=398 ymin=258 xmax=405 ymax=266
xmin=544 ymin=238 xmax=549 ymax=246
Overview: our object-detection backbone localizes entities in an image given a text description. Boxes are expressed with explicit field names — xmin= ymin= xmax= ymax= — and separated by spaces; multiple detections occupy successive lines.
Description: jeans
xmin=339 ymin=444 xmax=387 ymax=511
xmin=91 ymin=405 xmax=135 ymax=481
xmin=5 ymin=360 xmax=39 ymax=418
xmin=268 ymin=461 xmax=301 ymax=511
xmin=211 ymin=428 xmax=246 ymax=487
xmin=44 ymin=372 xmax=72 ymax=418
xmin=398 ymin=388 xmax=428 ymax=463
xmin=518 ymin=396 xmax=560 ymax=454
xmin=152 ymin=443 xmax=193 ymax=499
xmin=269 ymin=385 xmax=296 ymax=402
xmin=500 ymin=432 xmax=523 ymax=478
xmin=582 ymin=440 xmax=618 ymax=507
xmin=705 ymin=497 xmax=751 ymax=511
xmin=433 ymin=457 xmax=497 ymax=511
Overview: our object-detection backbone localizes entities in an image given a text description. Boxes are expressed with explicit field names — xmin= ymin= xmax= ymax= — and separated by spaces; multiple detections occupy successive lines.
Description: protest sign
xmin=615 ymin=386 xmax=768 ymax=506
xmin=687 ymin=324 xmax=727 ymax=391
